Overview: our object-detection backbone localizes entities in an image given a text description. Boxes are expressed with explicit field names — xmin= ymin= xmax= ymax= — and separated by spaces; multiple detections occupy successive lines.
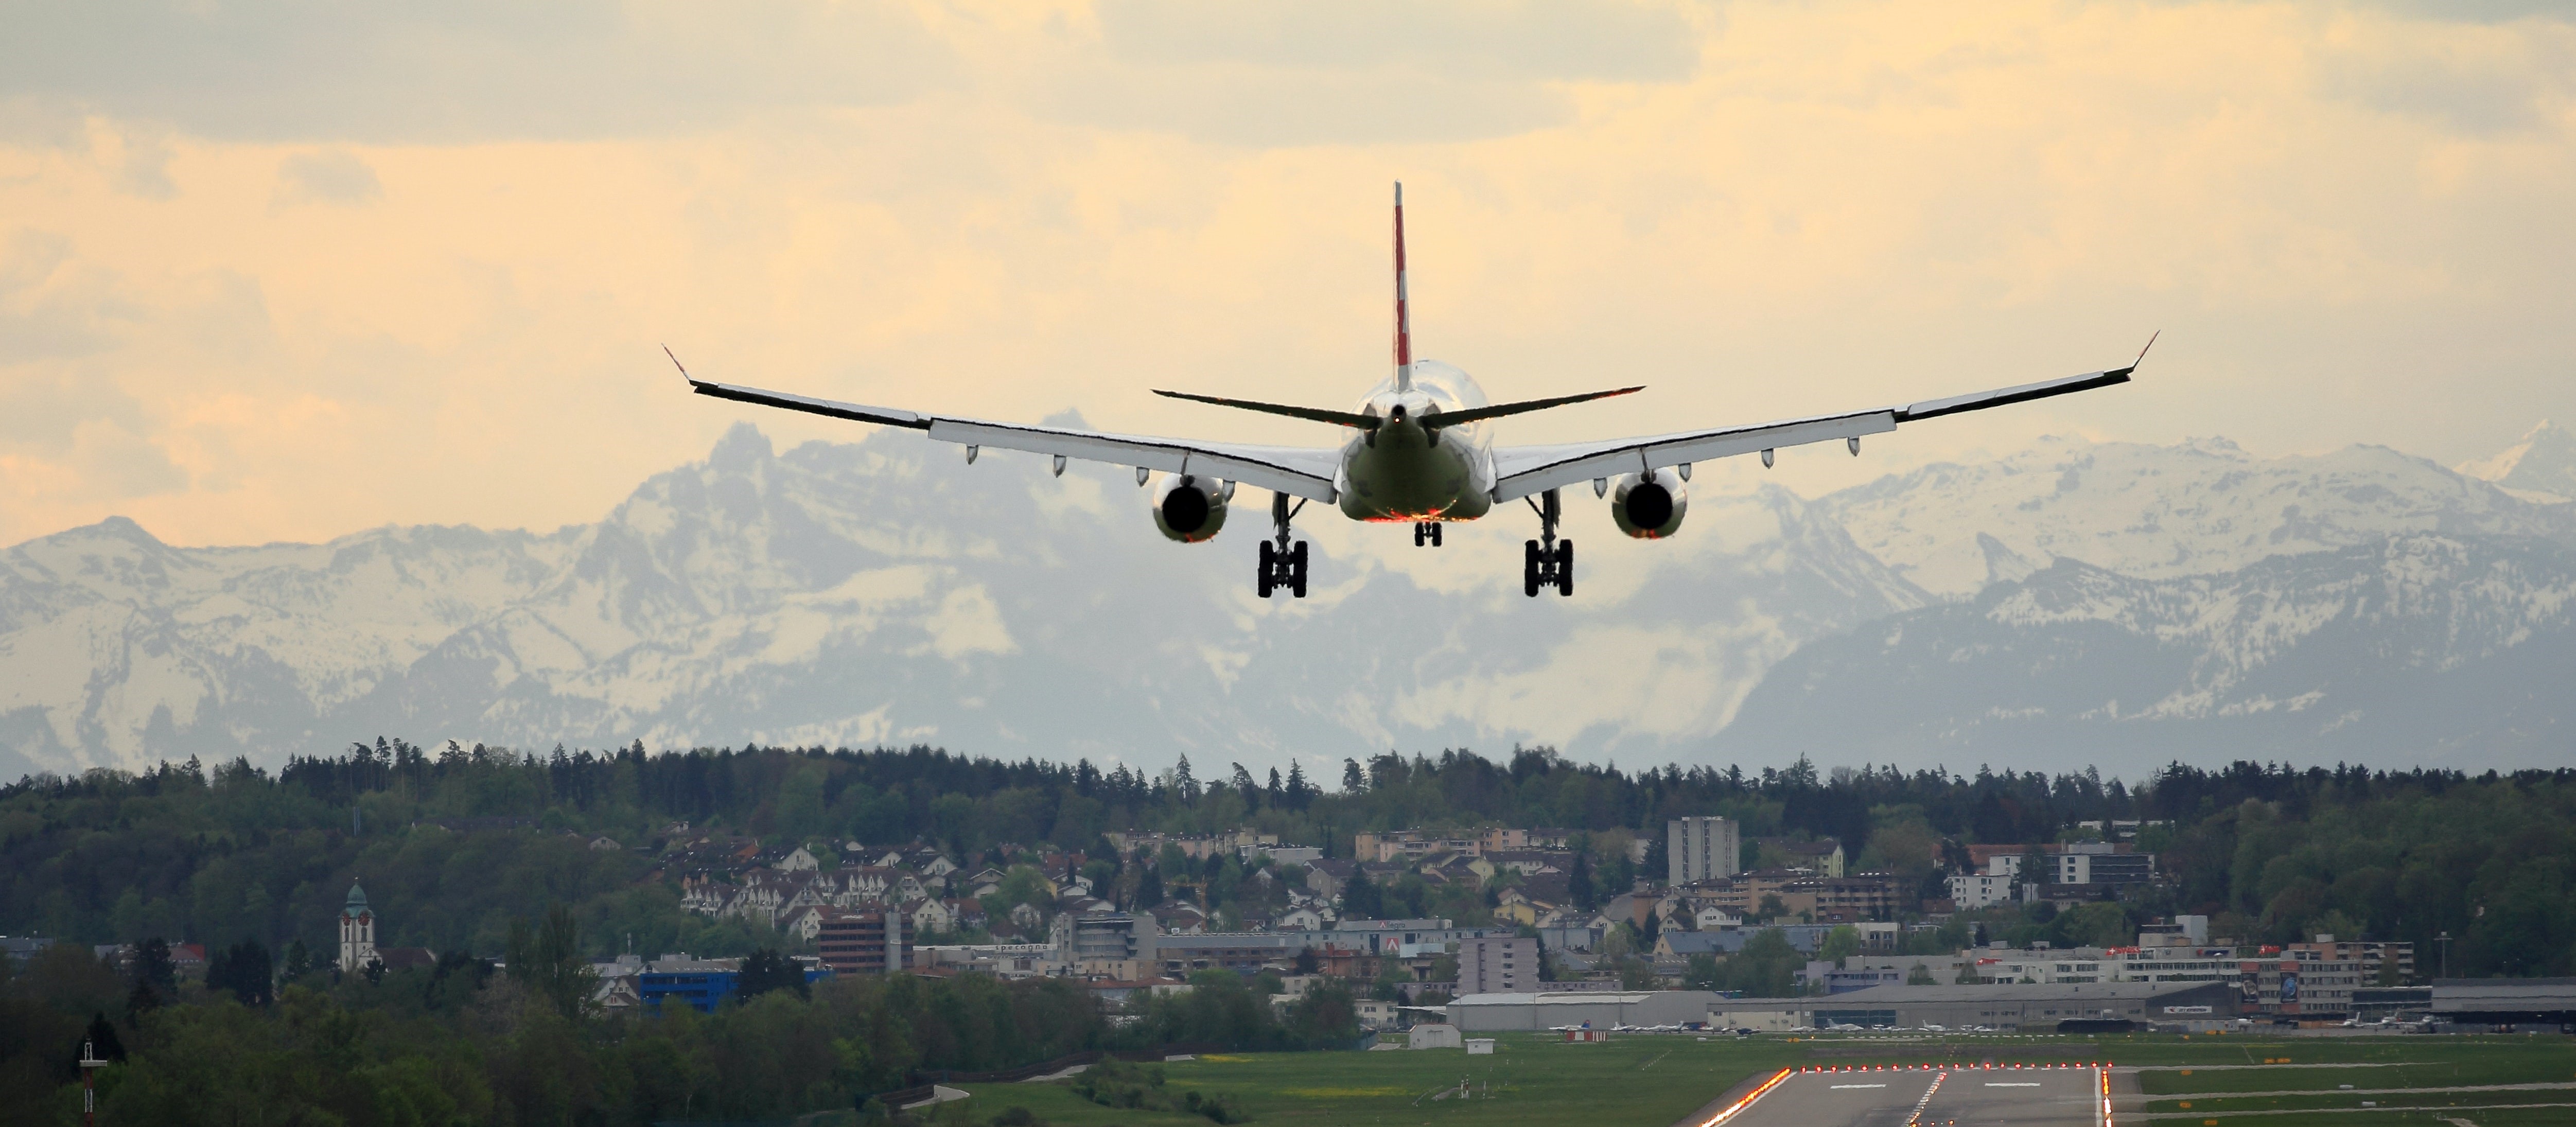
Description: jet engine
xmin=1151 ymin=473 xmax=1232 ymax=542
xmin=1608 ymin=468 xmax=1686 ymax=538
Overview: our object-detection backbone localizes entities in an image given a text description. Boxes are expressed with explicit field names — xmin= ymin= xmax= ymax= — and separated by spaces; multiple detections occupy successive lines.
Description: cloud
xmin=1094 ymin=0 xmax=1703 ymax=82
xmin=276 ymin=150 xmax=382 ymax=206
xmin=1036 ymin=0 xmax=1706 ymax=145
xmin=111 ymin=129 xmax=176 ymax=199
xmin=0 ymin=230 xmax=116 ymax=362
xmin=2316 ymin=28 xmax=2576 ymax=134
xmin=0 ymin=0 xmax=954 ymax=143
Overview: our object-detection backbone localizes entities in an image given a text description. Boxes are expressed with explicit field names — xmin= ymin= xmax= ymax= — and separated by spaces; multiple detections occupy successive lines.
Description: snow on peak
xmin=1817 ymin=434 xmax=2572 ymax=597
xmin=2456 ymin=420 xmax=2576 ymax=504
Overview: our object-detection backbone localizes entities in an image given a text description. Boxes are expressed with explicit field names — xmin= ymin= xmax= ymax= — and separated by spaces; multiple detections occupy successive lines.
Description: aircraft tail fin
xmin=1394 ymin=181 xmax=1411 ymax=391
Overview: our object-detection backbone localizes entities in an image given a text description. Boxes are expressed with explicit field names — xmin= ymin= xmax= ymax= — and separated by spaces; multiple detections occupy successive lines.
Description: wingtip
xmin=2135 ymin=330 xmax=2161 ymax=368
xmin=662 ymin=344 xmax=695 ymax=384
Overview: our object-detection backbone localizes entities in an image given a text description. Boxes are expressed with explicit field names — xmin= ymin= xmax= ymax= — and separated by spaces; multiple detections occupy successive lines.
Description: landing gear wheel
xmin=1522 ymin=488 xmax=1572 ymax=597
xmin=1257 ymin=491 xmax=1311 ymax=598
xmin=1415 ymin=521 xmax=1443 ymax=547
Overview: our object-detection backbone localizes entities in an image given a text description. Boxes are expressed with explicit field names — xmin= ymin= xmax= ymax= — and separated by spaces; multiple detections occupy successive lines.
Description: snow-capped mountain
xmin=0 ymin=421 xmax=1923 ymax=779
xmin=2457 ymin=420 xmax=2576 ymax=505
xmin=5 ymin=421 xmax=2571 ymax=781
xmin=1719 ymin=533 xmax=2576 ymax=772
xmin=1818 ymin=434 xmax=2574 ymax=597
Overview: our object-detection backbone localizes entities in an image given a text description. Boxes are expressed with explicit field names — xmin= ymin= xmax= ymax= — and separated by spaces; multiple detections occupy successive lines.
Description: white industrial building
xmin=1448 ymin=990 xmax=1726 ymax=1032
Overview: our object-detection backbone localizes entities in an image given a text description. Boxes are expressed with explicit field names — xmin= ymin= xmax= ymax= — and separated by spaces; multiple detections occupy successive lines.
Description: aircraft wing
xmin=1488 ymin=361 xmax=2136 ymax=502
xmin=686 ymin=376 xmax=1345 ymax=502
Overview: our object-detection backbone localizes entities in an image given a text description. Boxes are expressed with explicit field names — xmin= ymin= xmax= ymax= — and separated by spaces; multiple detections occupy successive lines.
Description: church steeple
xmin=338 ymin=881 xmax=377 ymax=972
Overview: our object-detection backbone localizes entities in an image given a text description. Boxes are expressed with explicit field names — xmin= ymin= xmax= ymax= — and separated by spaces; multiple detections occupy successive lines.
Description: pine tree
xmin=1285 ymin=762 xmax=1311 ymax=809
xmin=739 ymin=948 xmax=810 ymax=1000
xmin=1137 ymin=864 xmax=1165 ymax=910
xmin=1341 ymin=759 xmax=1364 ymax=793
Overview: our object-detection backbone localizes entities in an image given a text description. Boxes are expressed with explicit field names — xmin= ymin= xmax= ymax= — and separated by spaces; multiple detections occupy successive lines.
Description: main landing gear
xmin=1413 ymin=521 xmax=1443 ymax=547
xmin=1258 ymin=492 xmax=1309 ymax=598
xmin=1523 ymin=488 xmax=1572 ymax=597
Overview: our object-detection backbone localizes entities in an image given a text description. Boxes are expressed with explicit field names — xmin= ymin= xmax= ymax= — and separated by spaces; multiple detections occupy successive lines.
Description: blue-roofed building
xmin=637 ymin=955 xmax=833 ymax=1013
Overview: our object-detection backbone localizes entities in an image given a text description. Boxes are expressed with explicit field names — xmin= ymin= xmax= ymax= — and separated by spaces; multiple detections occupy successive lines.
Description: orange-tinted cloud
xmin=2 ymin=0 xmax=2572 ymax=550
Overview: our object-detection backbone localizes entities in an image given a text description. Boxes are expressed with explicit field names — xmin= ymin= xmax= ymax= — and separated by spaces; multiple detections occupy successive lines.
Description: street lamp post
xmin=2435 ymin=931 xmax=2451 ymax=980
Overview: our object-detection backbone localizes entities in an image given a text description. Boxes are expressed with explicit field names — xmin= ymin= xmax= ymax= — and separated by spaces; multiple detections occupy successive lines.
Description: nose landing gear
xmin=1258 ymin=492 xmax=1309 ymax=598
xmin=1523 ymin=488 xmax=1572 ymax=597
xmin=1413 ymin=521 xmax=1443 ymax=547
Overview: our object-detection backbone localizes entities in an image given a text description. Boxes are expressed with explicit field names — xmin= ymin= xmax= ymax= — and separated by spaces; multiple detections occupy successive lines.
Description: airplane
xmin=677 ymin=183 xmax=2144 ymax=598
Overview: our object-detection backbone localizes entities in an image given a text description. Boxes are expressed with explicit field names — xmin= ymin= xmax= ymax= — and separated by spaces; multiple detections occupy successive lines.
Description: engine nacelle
xmin=1609 ymin=469 xmax=1686 ymax=539
xmin=1151 ymin=474 xmax=1231 ymax=542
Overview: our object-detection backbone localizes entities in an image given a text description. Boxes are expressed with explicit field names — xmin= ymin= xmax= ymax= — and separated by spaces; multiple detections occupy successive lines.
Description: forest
xmin=7 ymin=741 xmax=2576 ymax=1123
xmin=4 ymin=740 xmax=2571 ymax=975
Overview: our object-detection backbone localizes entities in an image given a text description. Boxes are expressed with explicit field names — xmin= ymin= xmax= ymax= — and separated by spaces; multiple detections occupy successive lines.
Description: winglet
xmin=1393 ymin=181 xmax=1412 ymax=392
xmin=663 ymin=344 xmax=696 ymax=384
xmin=2132 ymin=330 xmax=2160 ymax=372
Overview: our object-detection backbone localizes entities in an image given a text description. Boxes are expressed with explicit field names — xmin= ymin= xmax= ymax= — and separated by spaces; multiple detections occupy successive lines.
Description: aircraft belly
xmin=1338 ymin=438 xmax=1489 ymax=521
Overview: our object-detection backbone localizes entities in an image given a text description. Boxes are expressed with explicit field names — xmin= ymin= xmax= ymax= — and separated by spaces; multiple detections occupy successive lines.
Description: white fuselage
xmin=1334 ymin=360 xmax=1498 ymax=522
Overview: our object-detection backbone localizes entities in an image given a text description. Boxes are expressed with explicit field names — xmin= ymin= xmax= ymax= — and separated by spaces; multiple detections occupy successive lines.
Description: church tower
xmin=338 ymin=883 xmax=378 ymax=972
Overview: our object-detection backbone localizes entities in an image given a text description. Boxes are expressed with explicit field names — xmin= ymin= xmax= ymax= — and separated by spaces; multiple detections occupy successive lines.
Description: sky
xmin=3 ymin=0 xmax=2573 ymax=551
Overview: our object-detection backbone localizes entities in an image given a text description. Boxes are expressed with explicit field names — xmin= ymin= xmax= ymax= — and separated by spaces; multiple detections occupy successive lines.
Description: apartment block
xmin=1668 ymin=816 xmax=1741 ymax=887
xmin=817 ymin=909 xmax=906 ymax=975
xmin=1458 ymin=936 xmax=1539 ymax=996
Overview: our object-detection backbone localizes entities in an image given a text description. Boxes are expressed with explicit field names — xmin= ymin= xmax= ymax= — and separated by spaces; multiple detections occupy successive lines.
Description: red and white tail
xmin=1393 ymin=181 xmax=1412 ymax=391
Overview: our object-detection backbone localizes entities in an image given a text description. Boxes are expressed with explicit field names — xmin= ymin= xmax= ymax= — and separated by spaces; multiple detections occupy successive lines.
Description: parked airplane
xmin=679 ymin=184 xmax=2143 ymax=598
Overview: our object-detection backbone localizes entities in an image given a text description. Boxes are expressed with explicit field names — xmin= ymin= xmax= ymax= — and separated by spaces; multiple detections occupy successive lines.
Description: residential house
xmin=1753 ymin=837 xmax=1846 ymax=877
xmin=1478 ymin=827 xmax=1577 ymax=852
xmin=1483 ymin=850 xmax=1572 ymax=875
xmin=1277 ymin=905 xmax=1329 ymax=930
xmin=908 ymin=897 xmax=958 ymax=935
xmin=1304 ymin=859 xmax=1357 ymax=901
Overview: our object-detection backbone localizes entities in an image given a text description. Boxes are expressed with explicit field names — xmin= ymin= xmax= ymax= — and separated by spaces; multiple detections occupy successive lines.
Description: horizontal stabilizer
xmin=1154 ymin=384 xmax=1643 ymax=431
xmin=1153 ymin=390 xmax=1383 ymax=430
xmin=1422 ymin=386 xmax=1643 ymax=429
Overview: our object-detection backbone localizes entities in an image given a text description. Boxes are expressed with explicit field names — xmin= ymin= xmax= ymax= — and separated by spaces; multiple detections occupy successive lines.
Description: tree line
xmin=4 ymin=743 xmax=2574 ymax=976
xmin=0 ymin=901 xmax=1360 ymax=1125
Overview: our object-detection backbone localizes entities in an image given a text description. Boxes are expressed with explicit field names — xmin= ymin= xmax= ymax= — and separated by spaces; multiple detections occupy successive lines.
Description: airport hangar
xmin=2430 ymin=977 xmax=2576 ymax=1031
xmin=1447 ymin=982 xmax=2238 ymax=1032
xmin=1448 ymin=991 xmax=1726 ymax=1031
xmin=1701 ymin=981 xmax=2241 ymax=1032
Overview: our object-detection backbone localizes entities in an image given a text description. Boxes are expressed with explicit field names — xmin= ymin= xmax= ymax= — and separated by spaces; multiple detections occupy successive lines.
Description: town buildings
xmin=1667 ymin=816 xmax=1741 ymax=886
xmin=1457 ymin=936 xmax=1538 ymax=996
xmin=816 ymin=908 xmax=906 ymax=975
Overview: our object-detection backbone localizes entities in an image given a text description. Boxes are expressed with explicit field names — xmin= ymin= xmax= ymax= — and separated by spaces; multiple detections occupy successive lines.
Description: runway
xmin=1686 ymin=1063 xmax=2110 ymax=1127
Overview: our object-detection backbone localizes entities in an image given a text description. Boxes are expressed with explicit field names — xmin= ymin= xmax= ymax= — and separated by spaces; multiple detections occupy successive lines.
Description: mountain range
xmin=6 ymin=419 xmax=2572 ymax=781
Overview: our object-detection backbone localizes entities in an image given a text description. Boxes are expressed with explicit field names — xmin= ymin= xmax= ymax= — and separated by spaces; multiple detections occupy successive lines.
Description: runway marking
xmin=1903 ymin=1070 xmax=1948 ymax=1127
xmin=1693 ymin=1067 xmax=1793 ymax=1127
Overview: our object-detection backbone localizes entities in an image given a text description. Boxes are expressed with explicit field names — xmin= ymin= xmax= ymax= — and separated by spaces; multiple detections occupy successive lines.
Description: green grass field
xmin=926 ymin=1033 xmax=2576 ymax=1127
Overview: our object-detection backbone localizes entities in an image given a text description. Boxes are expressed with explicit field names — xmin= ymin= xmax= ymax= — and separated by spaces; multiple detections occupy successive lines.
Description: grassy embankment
xmin=934 ymin=1032 xmax=2576 ymax=1127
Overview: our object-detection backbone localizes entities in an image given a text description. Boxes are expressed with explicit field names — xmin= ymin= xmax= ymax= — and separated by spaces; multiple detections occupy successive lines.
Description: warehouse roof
xmin=1451 ymin=991 xmax=1661 ymax=1006
xmin=1823 ymin=981 xmax=2226 ymax=1004
xmin=2431 ymin=977 xmax=2576 ymax=1013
